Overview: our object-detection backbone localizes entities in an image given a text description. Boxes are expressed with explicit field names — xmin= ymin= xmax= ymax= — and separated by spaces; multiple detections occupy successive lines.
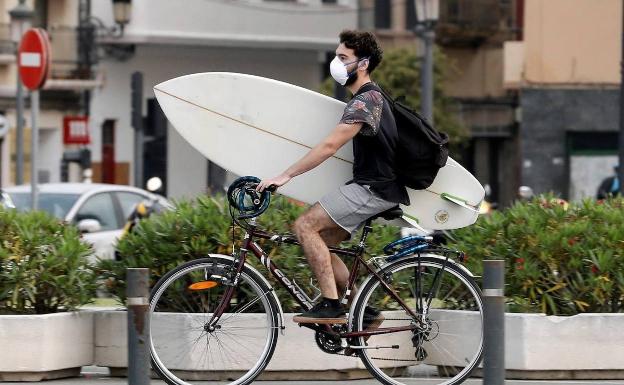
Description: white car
xmin=4 ymin=183 xmax=170 ymax=261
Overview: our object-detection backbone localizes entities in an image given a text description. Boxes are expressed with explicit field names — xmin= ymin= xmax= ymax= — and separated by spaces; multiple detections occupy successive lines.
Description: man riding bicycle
xmin=257 ymin=30 xmax=409 ymax=324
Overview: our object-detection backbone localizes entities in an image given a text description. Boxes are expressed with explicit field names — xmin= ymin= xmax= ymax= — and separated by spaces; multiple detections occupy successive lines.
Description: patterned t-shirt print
xmin=339 ymin=89 xmax=384 ymax=136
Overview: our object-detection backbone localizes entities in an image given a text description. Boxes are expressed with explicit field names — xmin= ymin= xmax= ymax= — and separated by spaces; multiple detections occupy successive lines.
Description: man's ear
xmin=358 ymin=58 xmax=370 ymax=72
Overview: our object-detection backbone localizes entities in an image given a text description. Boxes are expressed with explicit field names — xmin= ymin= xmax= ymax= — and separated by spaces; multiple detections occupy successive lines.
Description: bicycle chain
xmin=335 ymin=352 xmax=419 ymax=362
xmin=367 ymin=356 xmax=420 ymax=362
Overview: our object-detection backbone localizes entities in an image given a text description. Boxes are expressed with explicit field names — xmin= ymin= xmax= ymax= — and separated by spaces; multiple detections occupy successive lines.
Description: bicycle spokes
xmin=353 ymin=256 xmax=484 ymax=385
xmin=149 ymin=258 xmax=279 ymax=385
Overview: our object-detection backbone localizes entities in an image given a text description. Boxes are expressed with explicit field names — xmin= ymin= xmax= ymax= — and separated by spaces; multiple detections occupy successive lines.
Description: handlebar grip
xmin=266 ymin=185 xmax=278 ymax=193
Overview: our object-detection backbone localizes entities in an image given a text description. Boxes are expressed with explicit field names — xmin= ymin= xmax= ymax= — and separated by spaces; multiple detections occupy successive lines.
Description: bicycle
xmin=148 ymin=176 xmax=484 ymax=385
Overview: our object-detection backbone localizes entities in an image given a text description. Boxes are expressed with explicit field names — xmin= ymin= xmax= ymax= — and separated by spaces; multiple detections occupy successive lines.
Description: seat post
xmin=358 ymin=220 xmax=374 ymax=249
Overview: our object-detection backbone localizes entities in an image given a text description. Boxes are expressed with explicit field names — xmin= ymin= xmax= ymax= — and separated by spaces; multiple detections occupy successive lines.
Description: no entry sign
xmin=18 ymin=28 xmax=51 ymax=91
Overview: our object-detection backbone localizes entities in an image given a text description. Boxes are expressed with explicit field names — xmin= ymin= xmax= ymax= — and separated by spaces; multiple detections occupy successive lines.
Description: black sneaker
xmin=293 ymin=299 xmax=346 ymax=324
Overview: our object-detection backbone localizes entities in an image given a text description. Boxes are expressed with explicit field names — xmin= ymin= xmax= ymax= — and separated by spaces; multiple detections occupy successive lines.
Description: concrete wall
xmin=503 ymin=41 xmax=524 ymax=89
xmin=520 ymin=87 xmax=619 ymax=198
xmin=523 ymin=0 xmax=621 ymax=85
xmin=89 ymin=44 xmax=326 ymax=199
xmin=443 ymin=46 xmax=507 ymax=99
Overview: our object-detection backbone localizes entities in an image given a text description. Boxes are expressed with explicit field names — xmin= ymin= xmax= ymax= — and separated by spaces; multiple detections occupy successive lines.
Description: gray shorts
xmin=319 ymin=183 xmax=398 ymax=234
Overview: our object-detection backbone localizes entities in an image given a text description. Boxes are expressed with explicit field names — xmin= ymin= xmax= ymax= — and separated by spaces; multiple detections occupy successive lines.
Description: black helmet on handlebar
xmin=227 ymin=176 xmax=272 ymax=220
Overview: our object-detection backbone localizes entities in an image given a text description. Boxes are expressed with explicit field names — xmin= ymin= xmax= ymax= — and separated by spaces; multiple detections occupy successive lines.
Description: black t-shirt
xmin=339 ymin=83 xmax=410 ymax=205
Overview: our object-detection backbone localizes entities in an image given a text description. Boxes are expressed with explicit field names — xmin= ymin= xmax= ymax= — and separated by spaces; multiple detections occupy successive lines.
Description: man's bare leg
xmin=292 ymin=204 xmax=352 ymax=323
xmin=319 ymin=228 xmax=350 ymax=294
xmin=293 ymin=203 xmax=345 ymax=299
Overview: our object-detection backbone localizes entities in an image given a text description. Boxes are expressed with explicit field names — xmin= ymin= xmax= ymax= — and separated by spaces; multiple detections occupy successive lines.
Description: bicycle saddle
xmin=370 ymin=206 xmax=403 ymax=221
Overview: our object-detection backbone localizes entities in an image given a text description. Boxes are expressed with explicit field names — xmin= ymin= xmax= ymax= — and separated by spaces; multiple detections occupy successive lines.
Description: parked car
xmin=0 ymin=189 xmax=15 ymax=209
xmin=4 ymin=183 xmax=170 ymax=261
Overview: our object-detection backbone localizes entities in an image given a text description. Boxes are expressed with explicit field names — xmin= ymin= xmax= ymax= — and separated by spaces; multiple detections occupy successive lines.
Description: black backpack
xmin=373 ymin=85 xmax=449 ymax=190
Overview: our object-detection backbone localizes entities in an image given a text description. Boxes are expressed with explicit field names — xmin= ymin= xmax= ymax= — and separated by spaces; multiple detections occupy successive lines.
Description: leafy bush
xmin=97 ymin=195 xmax=399 ymax=312
xmin=0 ymin=209 xmax=96 ymax=314
xmin=448 ymin=196 xmax=624 ymax=315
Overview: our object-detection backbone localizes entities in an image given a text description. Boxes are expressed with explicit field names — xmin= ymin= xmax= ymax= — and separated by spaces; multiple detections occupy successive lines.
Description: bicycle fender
xmin=381 ymin=253 xmax=474 ymax=278
xmin=208 ymin=253 xmax=285 ymax=334
xmin=347 ymin=253 xmax=473 ymax=329
xmin=421 ymin=253 xmax=475 ymax=278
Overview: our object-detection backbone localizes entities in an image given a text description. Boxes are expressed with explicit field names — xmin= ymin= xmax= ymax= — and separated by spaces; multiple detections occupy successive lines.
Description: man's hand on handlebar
xmin=256 ymin=173 xmax=291 ymax=192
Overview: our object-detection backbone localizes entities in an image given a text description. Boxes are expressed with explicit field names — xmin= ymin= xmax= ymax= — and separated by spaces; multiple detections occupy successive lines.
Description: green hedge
xmin=448 ymin=196 xmax=624 ymax=315
xmin=0 ymin=209 xmax=96 ymax=314
xmin=97 ymin=195 xmax=399 ymax=312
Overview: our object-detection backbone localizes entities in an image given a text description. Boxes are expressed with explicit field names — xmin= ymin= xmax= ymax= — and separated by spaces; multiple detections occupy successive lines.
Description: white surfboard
xmin=154 ymin=72 xmax=484 ymax=230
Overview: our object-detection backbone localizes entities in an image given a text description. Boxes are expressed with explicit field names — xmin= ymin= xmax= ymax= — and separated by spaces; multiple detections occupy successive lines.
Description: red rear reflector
xmin=188 ymin=281 xmax=219 ymax=291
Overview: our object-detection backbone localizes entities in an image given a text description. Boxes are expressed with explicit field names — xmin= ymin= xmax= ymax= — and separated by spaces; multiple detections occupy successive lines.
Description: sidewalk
xmin=3 ymin=367 xmax=624 ymax=385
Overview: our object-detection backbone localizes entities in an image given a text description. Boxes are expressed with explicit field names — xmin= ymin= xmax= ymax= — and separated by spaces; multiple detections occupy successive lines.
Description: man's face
xmin=335 ymin=43 xmax=359 ymax=72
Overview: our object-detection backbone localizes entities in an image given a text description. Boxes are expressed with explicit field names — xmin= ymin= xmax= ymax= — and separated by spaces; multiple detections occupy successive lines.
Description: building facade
xmin=505 ymin=0 xmax=621 ymax=201
xmin=0 ymin=0 xmax=87 ymax=188
xmin=1 ymin=0 xmax=358 ymax=200
xmin=368 ymin=0 xmax=521 ymax=207
xmin=374 ymin=0 xmax=620 ymax=204
xmin=88 ymin=0 xmax=358 ymax=199
xmin=5 ymin=0 xmax=616 ymax=204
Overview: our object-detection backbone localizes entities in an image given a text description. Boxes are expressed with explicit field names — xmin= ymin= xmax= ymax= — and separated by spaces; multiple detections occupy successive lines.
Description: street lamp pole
xmin=414 ymin=0 xmax=439 ymax=124
xmin=421 ymin=27 xmax=435 ymax=123
xmin=9 ymin=0 xmax=33 ymax=185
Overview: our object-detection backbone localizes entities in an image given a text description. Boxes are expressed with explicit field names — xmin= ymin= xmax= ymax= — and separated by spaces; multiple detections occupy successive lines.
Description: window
xmin=8 ymin=193 xmax=80 ymax=219
xmin=406 ymin=0 xmax=417 ymax=30
xmin=116 ymin=192 xmax=148 ymax=220
xmin=375 ymin=0 xmax=391 ymax=29
xmin=74 ymin=193 xmax=119 ymax=231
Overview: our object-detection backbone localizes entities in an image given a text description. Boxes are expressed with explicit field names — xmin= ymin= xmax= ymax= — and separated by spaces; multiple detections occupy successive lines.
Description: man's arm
xmin=257 ymin=122 xmax=363 ymax=191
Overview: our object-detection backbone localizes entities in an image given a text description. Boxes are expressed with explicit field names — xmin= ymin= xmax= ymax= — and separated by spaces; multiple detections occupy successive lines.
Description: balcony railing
xmin=47 ymin=25 xmax=84 ymax=80
xmin=437 ymin=0 xmax=516 ymax=46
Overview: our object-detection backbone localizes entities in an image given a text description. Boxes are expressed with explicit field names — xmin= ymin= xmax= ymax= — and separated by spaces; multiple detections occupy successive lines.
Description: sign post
xmin=18 ymin=28 xmax=50 ymax=210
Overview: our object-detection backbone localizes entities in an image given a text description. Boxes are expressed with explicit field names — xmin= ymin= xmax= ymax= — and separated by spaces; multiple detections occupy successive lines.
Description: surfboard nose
xmin=154 ymin=76 xmax=181 ymax=93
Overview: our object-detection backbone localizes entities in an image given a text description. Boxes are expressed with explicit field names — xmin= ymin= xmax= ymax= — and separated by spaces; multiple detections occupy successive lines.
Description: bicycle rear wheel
xmin=351 ymin=255 xmax=483 ymax=385
xmin=149 ymin=256 xmax=280 ymax=385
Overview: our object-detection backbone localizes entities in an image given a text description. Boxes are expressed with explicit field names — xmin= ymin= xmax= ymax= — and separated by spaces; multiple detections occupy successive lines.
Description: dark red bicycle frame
xmin=209 ymin=220 xmax=421 ymax=339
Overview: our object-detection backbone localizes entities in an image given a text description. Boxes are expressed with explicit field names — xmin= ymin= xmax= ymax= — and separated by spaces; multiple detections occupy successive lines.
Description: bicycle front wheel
xmin=351 ymin=255 xmax=483 ymax=385
xmin=149 ymin=256 xmax=280 ymax=385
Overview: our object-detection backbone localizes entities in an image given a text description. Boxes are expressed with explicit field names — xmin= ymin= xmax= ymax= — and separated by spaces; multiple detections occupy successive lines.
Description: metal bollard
xmin=127 ymin=268 xmax=150 ymax=385
xmin=483 ymin=260 xmax=505 ymax=385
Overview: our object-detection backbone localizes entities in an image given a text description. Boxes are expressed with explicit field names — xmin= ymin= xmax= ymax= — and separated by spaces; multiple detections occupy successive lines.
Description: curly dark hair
xmin=339 ymin=30 xmax=383 ymax=73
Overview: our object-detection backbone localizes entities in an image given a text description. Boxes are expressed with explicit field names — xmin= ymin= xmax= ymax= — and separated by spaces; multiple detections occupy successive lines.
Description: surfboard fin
xmin=440 ymin=193 xmax=480 ymax=213
xmin=401 ymin=215 xmax=429 ymax=233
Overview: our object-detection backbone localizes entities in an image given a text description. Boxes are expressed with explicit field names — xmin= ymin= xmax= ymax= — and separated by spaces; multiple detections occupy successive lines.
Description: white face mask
xmin=330 ymin=56 xmax=368 ymax=86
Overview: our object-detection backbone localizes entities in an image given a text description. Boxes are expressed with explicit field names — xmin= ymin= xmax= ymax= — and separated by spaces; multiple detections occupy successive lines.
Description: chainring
xmin=315 ymin=329 xmax=344 ymax=354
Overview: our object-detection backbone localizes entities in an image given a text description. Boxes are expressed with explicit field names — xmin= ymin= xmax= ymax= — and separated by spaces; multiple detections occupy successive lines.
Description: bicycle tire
xmin=350 ymin=254 xmax=483 ymax=385
xmin=149 ymin=256 xmax=280 ymax=385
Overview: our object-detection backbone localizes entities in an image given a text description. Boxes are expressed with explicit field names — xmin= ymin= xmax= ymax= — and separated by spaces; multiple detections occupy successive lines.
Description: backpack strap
xmin=356 ymin=82 xmax=395 ymax=102
xmin=360 ymin=83 xmax=448 ymax=145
